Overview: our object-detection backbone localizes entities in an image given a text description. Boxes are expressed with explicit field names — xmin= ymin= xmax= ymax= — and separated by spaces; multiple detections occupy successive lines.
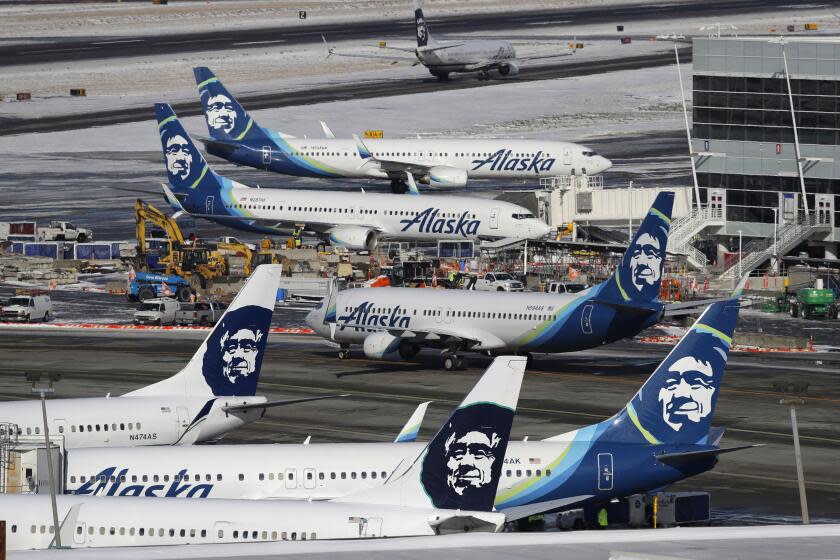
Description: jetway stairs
xmin=666 ymin=206 xmax=725 ymax=270
xmin=719 ymin=212 xmax=833 ymax=280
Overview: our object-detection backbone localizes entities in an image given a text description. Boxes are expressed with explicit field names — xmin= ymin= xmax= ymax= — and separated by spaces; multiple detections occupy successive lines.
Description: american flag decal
xmin=529 ymin=458 xmax=541 ymax=465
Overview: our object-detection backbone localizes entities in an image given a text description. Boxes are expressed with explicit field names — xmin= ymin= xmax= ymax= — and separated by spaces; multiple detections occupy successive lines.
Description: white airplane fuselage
xmin=0 ymin=395 xmax=267 ymax=449
xmin=416 ymin=39 xmax=516 ymax=74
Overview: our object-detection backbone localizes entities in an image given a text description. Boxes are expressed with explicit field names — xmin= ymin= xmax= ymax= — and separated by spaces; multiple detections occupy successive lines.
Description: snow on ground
xmin=0 ymin=0 xmax=693 ymax=41
xmin=0 ymin=38 xmax=668 ymax=115
xmin=0 ymin=62 xmax=688 ymax=162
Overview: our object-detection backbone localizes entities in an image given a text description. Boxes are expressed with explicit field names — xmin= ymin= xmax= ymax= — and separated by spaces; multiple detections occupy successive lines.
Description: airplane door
xmin=490 ymin=207 xmax=499 ymax=229
xmin=262 ymin=145 xmax=272 ymax=168
xmin=176 ymin=407 xmax=190 ymax=430
xmin=303 ymin=468 xmax=316 ymax=490
xmin=205 ymin=196 xmax=214 ymax=215
xmin=708 ymin=188 xmax=726 ymax=219
xmin=563 ymin=148 xmax=572 ymax=166
xmin=74 ymin=522 xmax=86 ymax=545
xmin=597 ymin=453 xmax=614 ymax=491
xmin=285 ymin=468 xmax=297 ymax=489
xmin=580 ymin=304 xmax=594 ymax=334
xmin=362 ymin=517 xmax=383 ymax=537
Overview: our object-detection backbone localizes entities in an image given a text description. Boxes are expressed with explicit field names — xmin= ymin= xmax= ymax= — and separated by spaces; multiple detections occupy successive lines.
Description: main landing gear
xmin=338 ymin=344 xmax=351 ymax=360
xmin=390 ymin=178 xmax=409 ymax=194
xmin=477 ymin=70 xmax=490 ymax=81
xmin=443 ymin=352 xmax=468 ymax=371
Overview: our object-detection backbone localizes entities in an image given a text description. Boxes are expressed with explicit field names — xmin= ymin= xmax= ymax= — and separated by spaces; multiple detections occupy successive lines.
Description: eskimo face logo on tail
xmin=220 ymin=327 xmax=263 ymax=384
xmin=201 ymin=305 xmax=272 ymax=396
xmin=471 ymin=149 xmax=556 ymax=174
xmin=421 ymin=402 xmax=513 ymax=511
xmin=400 ymin=208 xmax=480 ymax=238
xmin=658 ymin=356 xmax=715 ymax=431
xmin=165 ymin=134 xmax=193 ymax=180
xmin=206 ymin=94 xmax=238 ymax=134
xmin=444 ymin=429 xmax=501 ymax=495
xmin=415 ymin=9 xmax=428 ymax=46
xmin=629 ymin=232 xmax=663 ymax=293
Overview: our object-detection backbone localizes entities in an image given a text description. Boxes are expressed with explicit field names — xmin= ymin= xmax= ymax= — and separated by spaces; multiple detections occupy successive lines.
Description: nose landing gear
xmin=338 ymin=344 xmax=351 ymax=360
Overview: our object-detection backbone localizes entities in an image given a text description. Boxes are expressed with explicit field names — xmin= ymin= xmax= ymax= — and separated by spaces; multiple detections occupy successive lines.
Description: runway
xmin=0 ymin=49 xmax=692 ymax=136
xmin=0 ymin=0 xmax=813 ymax=68
xmin=0 ymin=328 xmax=838 ymax=522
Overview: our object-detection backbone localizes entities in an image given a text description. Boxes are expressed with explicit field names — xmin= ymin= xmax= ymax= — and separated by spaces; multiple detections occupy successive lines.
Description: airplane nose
xmin=596 ymin=155 xmax=612 ymax=173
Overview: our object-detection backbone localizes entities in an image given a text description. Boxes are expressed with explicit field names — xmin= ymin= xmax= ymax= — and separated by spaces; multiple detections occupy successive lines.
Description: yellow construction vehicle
xmin=216 ymin=241 xmax=282 ymax=276
xmin=134 ymin=198 xmax=226 ymax=288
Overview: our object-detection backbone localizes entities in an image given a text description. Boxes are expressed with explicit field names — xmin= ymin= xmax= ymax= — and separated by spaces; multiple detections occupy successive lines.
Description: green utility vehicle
xmin=789 ymin=288 xmax=838 ymax=319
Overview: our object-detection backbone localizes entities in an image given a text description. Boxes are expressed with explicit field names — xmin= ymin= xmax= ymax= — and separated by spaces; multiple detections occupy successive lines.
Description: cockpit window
xmin=582 ymin=151 xmax=596 ymax=157
xmin=512 ymin=213 xmax=535 ymax=220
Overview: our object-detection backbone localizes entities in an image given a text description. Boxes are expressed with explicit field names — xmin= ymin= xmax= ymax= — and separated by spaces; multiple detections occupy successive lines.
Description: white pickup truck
xmin=37 ymin=221 xmax=93 ymax=242
xmin=473 ymin=272 xmax=525 ymax=292
xmin=175 ymin=301 xmax=228 ymax=326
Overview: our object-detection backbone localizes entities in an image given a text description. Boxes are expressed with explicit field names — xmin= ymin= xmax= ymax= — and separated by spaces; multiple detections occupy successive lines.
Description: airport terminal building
xmin=691 ymin=36 xmax=840 ymax=263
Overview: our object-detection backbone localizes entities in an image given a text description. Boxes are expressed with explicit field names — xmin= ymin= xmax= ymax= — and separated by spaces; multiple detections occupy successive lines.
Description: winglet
xmin=161 ymin=182 xmax=186 ymax=213
xmin=395 ymin=401 xmax=431 ymax=442
xmin=321 ymin=34 xmax=335 ymax=58
xmin=732 ymin=273 xmax=750 ymax=298
xmin=353 ymin=134 xmax=373 ymax=159
xmin=320 ymin=120 xmax=336 ymax=139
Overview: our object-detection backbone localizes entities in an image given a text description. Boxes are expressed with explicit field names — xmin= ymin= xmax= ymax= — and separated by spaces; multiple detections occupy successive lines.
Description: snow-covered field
xmin=0 ymin=63 xmax=688 ymax=161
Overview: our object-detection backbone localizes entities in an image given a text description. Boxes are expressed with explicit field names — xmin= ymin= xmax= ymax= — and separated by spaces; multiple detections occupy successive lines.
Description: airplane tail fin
xmin=600 ymin=299 xmax=740 ymax=445
xmin=193 ymin=67 xmax=276 ymax=145
xmin=339 ymin=356 xmax=524 ymax=512
xmin=601 ymin=191 xmax=675 ymax=305
xmin=414 ymin=0 xmax=434 ymax=47
xmin=155 ymin=103 xmax=230 ymax=212
xmin=125 ymin=265 xmax=282 ymax=398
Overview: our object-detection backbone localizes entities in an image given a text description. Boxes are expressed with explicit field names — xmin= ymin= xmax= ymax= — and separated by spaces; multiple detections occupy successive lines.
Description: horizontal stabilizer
xmin=222 ymin=394 xmax=348 ymax=413
xmin=589 ymin=299 xmax=661 ymax=316
xmin=656 ymin=444 xmax=760 ymax=466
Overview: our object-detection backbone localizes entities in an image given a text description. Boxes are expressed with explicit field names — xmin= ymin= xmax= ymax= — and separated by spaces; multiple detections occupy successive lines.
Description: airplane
xmin=3 ymin=355 xmax=526 ymax=549
xmin=305 ymin=191 xmax=725 ymax=369
xmin=155 ymin=103 xmax=551 ymax=251
xmin=51 ymin=300 xmax=748 ymax=529
xmin=325 ymin=0 xmax=575 ymax=82
xmin=0 ymin=265 xmax=335 ymax=449
xmin=193 ymin=67 xmax=611 ymax=193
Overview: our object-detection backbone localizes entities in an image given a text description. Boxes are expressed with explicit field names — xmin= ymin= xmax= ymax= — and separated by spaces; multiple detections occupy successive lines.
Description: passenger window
xmin=163 ymin=475 xmax=170 ymax=482
xmin=269 ymin=473 xmax=274 ymax=481
xmin=70 ymin=476 xmax=76 ymax=483
xmin=259 ymin=473 xmax=264 ymax=481
xmin=71 ymin=426 xmax=76 ymax=432
xmin=361 ymin=472 xmax=367 ymax=479
xmin=95 ymin=425 xmax=100 ymax=432
xmin=261 ymin=531 xmax=268 ymax=539
xmin=282 ymin=531 xmax=288 ymax=540
xmin=318 ymin=472 xmax=324 ymax=480
xmin=58 ymin=426 xmax=64 ymax=434
xmin=120 ymin=423 xmax=125 ymax=431
xmin=217 ymin=474 xmax=222 ymax=481
xmin=351 ymin=472 xmax=356 ymax=480
xmin=371 ymin=472 xmax=377 ymax=479
xmin=271 ymin=531 xmax=278 ymax=539
xmin=546 ymin=469 xmax=552 ymax=476
xmin=341 ymin=472 xmax=346 ymax=480
xmin=506 ymin=470 xmax=511 ymax=477
xmin=516 ymin=470 xmax=522 ymax=477
xmin=142 ymin=475 xmax=148 ymax=482
xmin=218 ymin=530 xmax=224 ymax=538
xmin=140 ymin=528 xmax=145 ymax=536
xmin=103 ymin=424 xmax=108 ymax=432
xmin=306 ymin=472 xmax=313 ymax=480
xmin=381 ymin=471 xmax=387 ymax=479
xmin=292 ymin=532 xmax=297 ymax=541
xmin=137 ymin=422 xmax=141 ymax=430
xmin=169 ymin=529 xmax=175 ymax=537
xmin=119 ymin=527 xmax=125 ymax=535
xmin=310 ymin=532 xmax=316 ymax=540
xmin=180 ymin=529 xmax=186 ymax=537
xmin=330 ymin=473 xmax=336 ymax=480
xmin=239 ymin=474 xmax=245 ymax=481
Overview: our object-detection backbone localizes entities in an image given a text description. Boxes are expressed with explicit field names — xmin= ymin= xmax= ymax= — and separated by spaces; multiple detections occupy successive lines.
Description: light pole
xmin=737 ymin=230 xmax=743 ymax=277
xmin=774 ymin=381 xmax=810 ymax=525
xmin=772 ymin=208 xmax=779 ymax=275
xmin=628 ymin=181 xmax=634 ymax=241
xmin=26 ymin=372 xmax=63 ymax=548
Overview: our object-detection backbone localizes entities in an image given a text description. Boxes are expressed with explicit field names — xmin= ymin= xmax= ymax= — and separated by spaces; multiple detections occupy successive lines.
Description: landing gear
xmin=338 ymin=344 xmax=351 ymax=360
xmin=398 ymin=341 xmax=420 ymax=360
xmin=443 ymin=353 xmax=467 ymax=371
xmin=390 ymin=178 xmax=409 ymax=194
xmin=478 ymin=71 xmax=490 ymax=81
xmin=432 ymin=71 xmax=450 ymax=81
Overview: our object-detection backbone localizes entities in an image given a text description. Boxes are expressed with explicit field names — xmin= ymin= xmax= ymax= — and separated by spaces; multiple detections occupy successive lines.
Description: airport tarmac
xmin=0 ymin=325 xmax=838 ymax=524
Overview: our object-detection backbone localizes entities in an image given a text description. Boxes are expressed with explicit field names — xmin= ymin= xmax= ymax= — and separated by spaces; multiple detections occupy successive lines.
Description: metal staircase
xmin=667 ymin=206 xmax=725 ymax=270
xmin=719 ymin=212 xmax=833 ymax=280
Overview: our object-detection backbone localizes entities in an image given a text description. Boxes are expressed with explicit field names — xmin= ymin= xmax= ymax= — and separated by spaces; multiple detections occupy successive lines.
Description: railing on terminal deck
xmin=539 ymin=174 xmax=604 ymax=190
xmin=719 ymin=211 xmax=833 ymax=280
xmin=667 ymin=206 xmax=726 ymax=271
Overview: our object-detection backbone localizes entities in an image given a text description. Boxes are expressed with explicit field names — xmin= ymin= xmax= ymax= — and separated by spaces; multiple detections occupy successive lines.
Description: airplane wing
xmin=336 ymin=318 xmax=506 ymax=351
xmin=322 ymin=34 xmax=419 ymax=64
xmin=222 ymin=394 xmax=348 ymax=413
xmin=352 ymin=134 xmax=432 ymax=188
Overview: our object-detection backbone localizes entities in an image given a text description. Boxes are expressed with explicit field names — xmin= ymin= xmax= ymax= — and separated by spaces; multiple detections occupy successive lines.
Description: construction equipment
xmin=133 ymin=199 xmax=226 ymax=296
xmin=216 ymin=242 xmax=282 ymax=277
xmin=789 ymin=287 xmax=838 ymax=320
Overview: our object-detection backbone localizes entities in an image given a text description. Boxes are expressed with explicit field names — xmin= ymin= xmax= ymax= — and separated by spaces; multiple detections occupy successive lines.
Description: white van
xmin=133 ymin=298 xmax=180 ymax=326
xmin=1 ymin=295 xmax=52 ymax=322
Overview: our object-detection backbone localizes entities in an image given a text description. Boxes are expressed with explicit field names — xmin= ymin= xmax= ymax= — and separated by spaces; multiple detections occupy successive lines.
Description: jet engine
xmin=498 ymin=62 xmax=520 ymax=77
xmin=425 ymin=166 xmax=468 ymax=188
xmin=326 ymin=226 xmax=378 ymax=252
xmin=363 ymin=332 xmax=421 ymax=360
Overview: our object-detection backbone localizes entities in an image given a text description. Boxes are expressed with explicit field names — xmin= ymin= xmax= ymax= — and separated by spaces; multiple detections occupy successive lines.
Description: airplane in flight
xmin=156 ymin=103 xmax=551 ymax=251
xmin=325 ymin=0 xmax=575 ymax=82
xmin=4 ymin=356 xmax=526 ymax=549
xmin=305 ymin=191 xmax=725 ymax=369
xmin=53 ymin=300 xmax=748 ymax=528
xmin=193 ymin=67 xmax=610 ymax=193
xmin=0 ymin=266 xmax=333 ymax=449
